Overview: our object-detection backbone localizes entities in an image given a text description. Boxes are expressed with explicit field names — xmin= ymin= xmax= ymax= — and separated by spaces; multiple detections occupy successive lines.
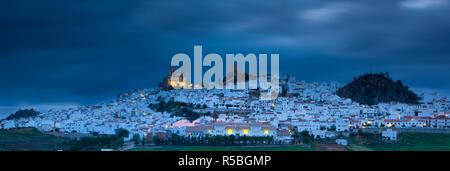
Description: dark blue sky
xmin=1 ymin=0 xmax=450 ymax=117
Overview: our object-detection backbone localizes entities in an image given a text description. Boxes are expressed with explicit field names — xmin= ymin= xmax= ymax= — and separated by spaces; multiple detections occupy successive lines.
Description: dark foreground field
xmin=346 ymin=132 xmax=450 ymax=151
xmin=0 ymin=128 xmax=71 ymax=151
xmin=131 ymin=132 xmax=450 ymax=151
xmin=128 ymin=145 xmax=315 ymax=151
xmin=2 ymin=128 xmax=450 ymax=151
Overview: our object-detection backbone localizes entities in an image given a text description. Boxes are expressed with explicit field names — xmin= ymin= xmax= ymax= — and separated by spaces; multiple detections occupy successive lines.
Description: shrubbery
xmin=336 ymin=73 xmax=420 ymax=105
xmin=68 ymin=128 xmax=129 ymax=151
xmin=4 ymin=109 xmax=40 ymax=121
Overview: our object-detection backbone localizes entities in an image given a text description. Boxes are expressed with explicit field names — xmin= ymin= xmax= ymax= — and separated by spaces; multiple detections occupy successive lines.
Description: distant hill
xmin=336 ymin=73 xmax=420 ymax=105
xmin=4 ymin=109 xmax=40 ymax=121
xmin=223 ymin=63 xmax=250 ymax=85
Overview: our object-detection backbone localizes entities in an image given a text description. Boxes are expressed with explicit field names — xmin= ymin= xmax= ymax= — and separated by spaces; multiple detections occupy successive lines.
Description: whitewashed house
xmin=381 ymin=128 xmax=397 ymax=141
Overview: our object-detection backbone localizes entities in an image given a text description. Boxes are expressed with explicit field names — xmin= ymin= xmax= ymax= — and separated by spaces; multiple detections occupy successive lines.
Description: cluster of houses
xmin=1 ymin=74 xmax=449 ymax=144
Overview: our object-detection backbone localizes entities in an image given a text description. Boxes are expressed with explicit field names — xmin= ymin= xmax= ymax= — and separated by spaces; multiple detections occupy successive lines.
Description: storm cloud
xmin=1 ymin=0 xmax=449 ymax=117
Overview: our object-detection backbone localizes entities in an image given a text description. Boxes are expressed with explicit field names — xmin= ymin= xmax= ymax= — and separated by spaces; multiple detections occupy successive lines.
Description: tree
xmin=242 ymin=135 xmax=248 ymax=145
xmin=153 ymin=136 xmax=162 ymax=145
xmin=157 ymin=100 xmax=166 ymax=112
xmin=300 ymin=131 xmax=309 ymax=137
xmin=202 ymin=104 xmax=207 ymax=109
xmin=282 ymin=87 xmax=288 ymax=97
xmin=132 ymin=134 xmax=140 ymax=144
xmin=229 ymin=135 xmax=235 ymax=144
xmin=300 ymin=131 xmax=312 ymax=144
xmin=327 ymin=125 xmax=336 ymax=131
xmin=357 ymin=129 xmax=363 ymax=135
xmin=115 ymin=128 xmax=129 ymax=139
xmin=291 ymin=131 xmax=301 ymax=144
xmin=69 ymin=134 xmax=124 ymax=151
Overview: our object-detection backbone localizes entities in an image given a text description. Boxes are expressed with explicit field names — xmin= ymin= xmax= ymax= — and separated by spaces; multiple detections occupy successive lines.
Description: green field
xmin=131 ymin=132 xmax=450 ymax=151
xmin=128 ymin=145 xmax=314 ymax=151
xmin=0 ymin=128 xmax=71 ymax=151
xmin=345 ymin=144 xmax=374 ymax=151
xmin=348 ymin=132 xmax=450 ymax=151
xmin=3 ymin=128 xmax=450 ymax=151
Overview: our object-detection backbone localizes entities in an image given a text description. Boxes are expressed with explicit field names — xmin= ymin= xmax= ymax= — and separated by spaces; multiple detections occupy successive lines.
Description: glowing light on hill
xmin=169 ymin=81 xmax=192 ymax=89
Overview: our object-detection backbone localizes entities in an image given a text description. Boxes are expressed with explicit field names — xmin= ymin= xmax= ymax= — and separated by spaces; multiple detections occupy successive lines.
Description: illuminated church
xmin=159 ymin=66 xmax=191 ymax=90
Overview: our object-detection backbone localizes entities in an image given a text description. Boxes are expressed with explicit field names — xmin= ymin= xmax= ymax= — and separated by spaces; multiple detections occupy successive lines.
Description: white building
xmin=336 ymin=139 xmax=348 ymax=146
xmin=381 ymin=128 xmax=397 ymax=141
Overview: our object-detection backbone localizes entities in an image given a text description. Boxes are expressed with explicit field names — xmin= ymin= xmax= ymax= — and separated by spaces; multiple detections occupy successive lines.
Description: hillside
xmin=4 ymin=109 xmax=40 ymax=121
xmin=336 ymin=73 xmax=420 ymax=105
xmin=0 ymin=128 xmax=71 ymax=151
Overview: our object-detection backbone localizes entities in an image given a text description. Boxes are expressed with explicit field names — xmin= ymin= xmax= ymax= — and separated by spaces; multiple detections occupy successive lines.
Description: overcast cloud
xmin=1 ymin=0 xmax=449 ymax=117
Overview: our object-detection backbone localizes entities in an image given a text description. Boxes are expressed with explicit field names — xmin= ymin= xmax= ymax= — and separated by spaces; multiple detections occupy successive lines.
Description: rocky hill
xmin=336 ymin=73 xmax=420 ymax=105
xmin=4 ymin=109 xmax=40 ymax=121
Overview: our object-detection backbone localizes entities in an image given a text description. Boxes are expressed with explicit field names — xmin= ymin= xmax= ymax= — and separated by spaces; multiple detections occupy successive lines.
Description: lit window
xmin=264 ymin=129 xmax=269 ymax=135
xmin=243 ymin=129 xmax=248 ymax=135
xmin=208 ymin=129 xmax=211 ymax=134
xmin=227 ymin=129 xmax=233 ymax=134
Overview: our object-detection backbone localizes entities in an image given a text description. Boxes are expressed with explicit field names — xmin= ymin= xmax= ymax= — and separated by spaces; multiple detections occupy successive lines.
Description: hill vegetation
xmin=66 ymin=128 xmax=129 ymax=151
xmin=336 ymin=73 xmax=420 ymax=105
xmin=4 ymin=109 xmax=40 ymax=121
xmin=148 ymin=100 xmax=206 ymax=122
xmin=0 ymin=127 xmax=71 ymax=151
xmin=347 ymin=132 xmax=450 ymax=151
xmin=0 ymin=127 xmax=129 ymax=151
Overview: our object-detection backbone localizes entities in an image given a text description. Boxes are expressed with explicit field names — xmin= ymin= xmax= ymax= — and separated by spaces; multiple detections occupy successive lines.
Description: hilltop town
xmin=1 ymin=72 xmax=449 ymax=146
